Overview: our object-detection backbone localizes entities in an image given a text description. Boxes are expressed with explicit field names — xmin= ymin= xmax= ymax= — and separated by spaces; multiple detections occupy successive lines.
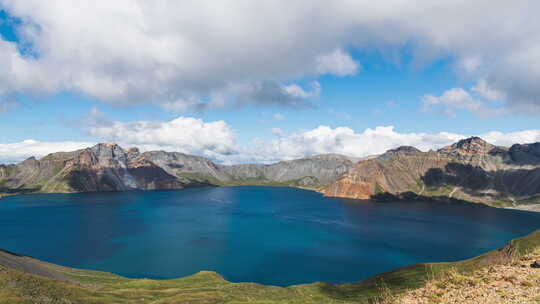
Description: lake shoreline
xmin=2 ymin=229 xmax=540 ymax=303
xmin=2 ymin=186 xmax=540 ymax=287
xmin=507 ymin=204 xmax=540 ymax=212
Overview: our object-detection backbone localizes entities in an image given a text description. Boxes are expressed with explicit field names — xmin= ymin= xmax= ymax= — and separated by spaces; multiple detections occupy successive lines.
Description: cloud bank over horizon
xmin=2 ymin=116 xmax=540 ymax=165
xmin=0 ymin=1 xmax=540 ymax=114
xmin=1 ymin=2 xmax=538 ymax=164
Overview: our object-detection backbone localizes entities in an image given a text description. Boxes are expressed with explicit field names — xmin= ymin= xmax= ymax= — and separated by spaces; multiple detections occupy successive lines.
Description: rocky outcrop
xmin=320 ymin=137 xmax=540 ymax=206
xmin=509 ymin=142 xmax=540 ymax=165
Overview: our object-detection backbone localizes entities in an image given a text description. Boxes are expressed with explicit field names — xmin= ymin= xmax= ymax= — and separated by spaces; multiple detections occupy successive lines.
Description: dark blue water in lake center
xmin=1 ymin=186 xmax=540 ymax=286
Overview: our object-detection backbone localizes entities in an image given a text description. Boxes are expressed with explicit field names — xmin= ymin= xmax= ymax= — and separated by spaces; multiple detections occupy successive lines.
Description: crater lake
xmin=1 ymin=186 xmax=540 ymax=286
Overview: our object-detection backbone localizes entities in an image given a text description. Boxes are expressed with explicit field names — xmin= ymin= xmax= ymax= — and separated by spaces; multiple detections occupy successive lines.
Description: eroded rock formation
xmin=320 ymin=137 xmax=540 ymax=206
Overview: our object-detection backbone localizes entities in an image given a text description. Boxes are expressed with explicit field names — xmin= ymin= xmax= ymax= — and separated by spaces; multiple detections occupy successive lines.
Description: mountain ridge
xmin=2 ymin=137 xmax=540 ymax=207
xmin=0 ymin=143 xmax=356 ymax=195
xmin=320 ymin=137 xmax=540 ymax=206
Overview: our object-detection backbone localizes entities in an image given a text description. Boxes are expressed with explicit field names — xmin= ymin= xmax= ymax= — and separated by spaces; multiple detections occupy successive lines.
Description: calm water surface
xmin=1 ymin=186 xmax=540 ymax=286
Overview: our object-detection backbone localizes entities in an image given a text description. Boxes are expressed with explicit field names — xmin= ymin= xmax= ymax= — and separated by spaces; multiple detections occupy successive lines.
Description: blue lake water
xmin=1 ymin=186 xmax=540 ymax=286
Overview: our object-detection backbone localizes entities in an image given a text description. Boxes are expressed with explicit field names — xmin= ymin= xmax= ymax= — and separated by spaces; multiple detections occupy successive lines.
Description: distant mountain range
xmin=1 ymin=137 xmax=540 ymax=207
xmin=0 ymin=143 xmax=356 ymax=194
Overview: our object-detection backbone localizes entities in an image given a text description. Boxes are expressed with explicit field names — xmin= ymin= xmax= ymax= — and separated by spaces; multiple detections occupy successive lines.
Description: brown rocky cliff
xmin=320 ymin=137 xmax=540 ymax=206
xmin=322 ymin=159 xmax=384 ymax=199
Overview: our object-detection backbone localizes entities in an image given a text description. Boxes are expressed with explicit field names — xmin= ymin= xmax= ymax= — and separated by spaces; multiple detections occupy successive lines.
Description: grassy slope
xmin=1 ymin=229 xmax=539 ymax=304
xmin=0 ymin=162 xmax=75 ymax=197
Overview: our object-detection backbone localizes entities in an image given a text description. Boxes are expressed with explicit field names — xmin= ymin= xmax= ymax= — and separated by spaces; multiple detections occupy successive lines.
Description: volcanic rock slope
xmin=144 ymin=151 xmax=357 ymax=186
xmin=0 ymin=144 xmax=186 ymax=193
xmin=0 ymin=143 xmax=356 ymax=194
xmin=320 ymin=137 xmax=540 ymax=206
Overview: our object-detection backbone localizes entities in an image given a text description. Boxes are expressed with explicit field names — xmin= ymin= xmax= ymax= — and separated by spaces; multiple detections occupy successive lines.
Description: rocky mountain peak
xmin=126 ymin=147 xmax=141 ymax=159
xmin=386 ymin=146 xmax=422 ymax=154
xmin=19 ymin=156 xmax=39 ymax=169
xmin=306 ymin=153 xmax=358 ymax=163
xmin=438 ymin=137 xmax=496 ymax=155
xmin=377 ymin=146 xmax=422 ymax=161
xmin=100 ymin=142 xmax=122 ymax=148
xmin=84 ymin=143 xmax=132 ymax=168
xmin=90 ymin=143 xmax=126 ymax=155
xmin=454 ymin=136 xmax=490 ymax=148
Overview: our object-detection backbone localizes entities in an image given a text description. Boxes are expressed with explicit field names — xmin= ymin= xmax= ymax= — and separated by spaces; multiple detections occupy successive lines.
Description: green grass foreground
xmin=1 ymin=229 xmax=540 ymax=304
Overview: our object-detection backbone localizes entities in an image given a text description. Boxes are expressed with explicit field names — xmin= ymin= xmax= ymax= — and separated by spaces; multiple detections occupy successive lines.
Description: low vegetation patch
xmin=1 ymin=230 xmax=540 ymax=303
xmin=395 ymin=246 xmax=540 ymax=303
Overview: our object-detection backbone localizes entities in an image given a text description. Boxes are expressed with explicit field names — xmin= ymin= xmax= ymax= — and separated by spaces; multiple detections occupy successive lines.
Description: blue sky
xmin=0 ymin=49 xmax=534 ymax=145
xmin=1 ymin=2 xmax=539 ymax=163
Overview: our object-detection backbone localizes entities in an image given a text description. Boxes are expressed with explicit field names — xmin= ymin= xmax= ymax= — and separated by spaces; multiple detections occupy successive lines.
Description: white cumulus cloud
xmin=472 ymin=80 xmax=505 ymax=101
xmin=88 ymin=116 xmax=238 ymax=160
xmin=0 ymin=140 xmax=94 ymax=163
xmin=423 ymin=88 xmax=482 ymax=117
xmin=422 ymin=86 xmax=508 ymax=117
xmin=2 ymin=122 xmax=540 ymax=165
xmin=0 ymin=1 xmax=539 ymax=114
xmin=247 ymin=126 xmax=540 ymax=163
xmin=316 ymin=48 xmax=359 ymax=76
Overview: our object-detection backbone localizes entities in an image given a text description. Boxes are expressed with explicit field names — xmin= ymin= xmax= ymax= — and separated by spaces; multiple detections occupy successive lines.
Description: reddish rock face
xmin=322 ymin=177 xmax=374 ymax=200
xmin=320 ymin=138 xmax=540 ymax=206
